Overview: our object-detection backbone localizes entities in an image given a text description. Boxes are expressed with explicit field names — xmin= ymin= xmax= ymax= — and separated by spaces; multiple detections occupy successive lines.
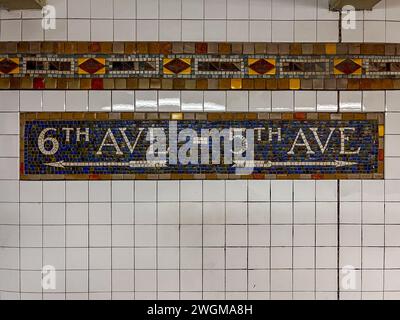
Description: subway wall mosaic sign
xmin=20 ymin=112 xmax=384 ymax=180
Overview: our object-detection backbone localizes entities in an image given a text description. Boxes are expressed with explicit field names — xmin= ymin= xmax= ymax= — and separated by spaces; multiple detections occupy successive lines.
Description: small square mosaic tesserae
xmin=0 ymin=42 xmax=400 ymax=90
xmin=20 ymin=112 xmax=384 ymax=181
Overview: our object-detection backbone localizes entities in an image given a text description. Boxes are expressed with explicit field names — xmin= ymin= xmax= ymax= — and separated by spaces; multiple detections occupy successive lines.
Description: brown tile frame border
xmin=20 ymin=112 xmax=384 ymax=181
xmin=1 ymin=42 xmax=400 ymax=90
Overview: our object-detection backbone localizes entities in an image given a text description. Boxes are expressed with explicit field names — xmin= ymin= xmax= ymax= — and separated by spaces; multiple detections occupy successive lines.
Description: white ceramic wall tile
xmin=68 ymin=0 xmax=90 ymax=18
xmin=68 ymin=20 xmax=91 ymax=41
xmin=137 ymin=0 xmax=159 ymax=19
xmin=386 ymin=22 xmax=400 ymax=42
xmin=91 ymin=20 xmax=114 ymax=41
xmin=205 ymin=0 xmax=227 ymax=19
xmin=317 ymin=20 xmax=339 ymax=42
xmin=114 ymin=0 xmax=136 ymax=19
xmin=137 ymin=20 xmax=159 ymax=41
xmin=91 ymin=0 xmax=114 ymax=19
xmin=272 ymin=0 xmax=295 ymax=20
xmin=135 ymin=91 xmax=158 ymax=111
xmin=43 ymin=91 xmax=65 ymax=111
xmin=295 ymin=91 xmax=316 ymax=111
xmin=182 ymin=0 xmax=204 ymax=19
xmin=0 ymin=158 xmax=19 ymax=180
xmin=204 ymin=91 xmax=226 ymax=111
xmin=20 ymin=91 xmax=42 ymax=112
xmin=182 ymin=20 xmax=204 ymax=41
xmin=181 ymin=91 xmax=203 ymax=111
xmin=66 ymin=91 xmax=88 ymax=111
xmin=158 ymin=91 xmax=181 ymax=112
xmin=386 ymin=0 xmax=400 ymax=20
xmin=342 ymin=19 xmax=364 ymax=43
xmin=386 ymin=113 xmax=400 ymax=134
xmin=160 ymin=0 xmax=182 ymax=19
xmin=0 ymin=113 xmax=19 ymax=135
xmin=250 ymin=20 xmax=272 ymax=42
xmin=0 ymin=91 xmax=19 ymax=112
xmin=1 ymin=20 xmax=22 ymax=41
xmin=294 ymin=21 xmax=317 ymax=42
xmin=385 ymin=135 xmax=400 ymax=157
xmin=0 ymin=135 xmax=18 ymax=157
xmin=204 ymin=20 xmax=227 ymax=41
xmin=249 ymin=91 xmax=272 ymax=112
xmin=160 ymin=20 xmax=182 ymax=41
xmin=112 ymin=91 xmax=135 ymax=112
xmin=45 ymin=19 xmax=68 ymax=41
xmin=227 ymin=20 xmax=249 ymax=42
xmin=386 ymin=91 xmax=400 ymax=112
xmin=272 ymin=91 xmax=294 ymax=111
xmin=272 ymin=21 xmax=294 ymax=42
xmin=339 ymin=91 xmax=363 ymax=112
xmin=363 ymin=91 xmax=385 ymax=112
xmin=227 ymin=91 xmax=248 ymax=111
xmin=317 ymin=91 xmax=338 ymax=112
xmin=89 ymin=91 xmax=111 ymax=111
xmin=22 ymin=19 xmax=44 ymax=41
xmin=364 ymin=21 xmax=386 ymax=42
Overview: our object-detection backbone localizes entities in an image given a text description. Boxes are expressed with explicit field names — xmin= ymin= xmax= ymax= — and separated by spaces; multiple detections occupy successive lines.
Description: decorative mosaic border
xmin=0 ymin=42 xmax=400 ymax=90
xmin=20 ymin=112 xmax=384 ymax=181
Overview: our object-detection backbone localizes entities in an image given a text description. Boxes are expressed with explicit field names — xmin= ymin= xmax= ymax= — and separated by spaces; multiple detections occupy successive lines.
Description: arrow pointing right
xmin=233 ymin=160 xmax=358 ymax=168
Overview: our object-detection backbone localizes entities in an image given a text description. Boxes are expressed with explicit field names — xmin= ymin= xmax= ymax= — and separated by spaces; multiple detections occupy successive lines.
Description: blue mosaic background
xmin=23 ymin=119 xmax=379 ymax=176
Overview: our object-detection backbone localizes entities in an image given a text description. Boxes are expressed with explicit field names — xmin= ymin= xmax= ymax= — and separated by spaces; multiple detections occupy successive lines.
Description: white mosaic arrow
xmin=233 ymin=160 xmax=358 ymax=168
xmin=44 ymin=160 xmax=167 ymax=168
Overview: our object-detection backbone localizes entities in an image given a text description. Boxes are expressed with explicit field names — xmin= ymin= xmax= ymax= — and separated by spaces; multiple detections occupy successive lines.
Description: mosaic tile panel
xmin=0 ymin=42 xmax=400 ymax=90
xmin=20 ymin=112 xmax=384 ymax=180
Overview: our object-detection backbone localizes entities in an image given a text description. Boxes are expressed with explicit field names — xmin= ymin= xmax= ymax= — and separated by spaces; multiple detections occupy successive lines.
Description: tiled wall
xmin=1 ymin=0 xmax=400 ymax=43
xmin=1 ymin=90 xmax=400 ymax=299
xmin=1 ymin=0 xmax=400 ymax=300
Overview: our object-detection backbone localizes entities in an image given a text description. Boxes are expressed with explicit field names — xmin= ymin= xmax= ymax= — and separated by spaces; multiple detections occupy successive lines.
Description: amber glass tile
xmin=113 ymin=42 xmax=125 ymax=54
xmin=254 ymin=79 xmax=266 ymax=89
xmin=0 ymin=78 xmax=10 ymax=89
xmin=218 ymin=43 xmax=231 ymax=54
xmin=242 ymin=79 xmax=254 ymax=90
xmin=290 ymin=44 xmax=302 ymax=55
xmin=195 ymin=43 xmax=208 ymax=54
xmin=232 ymin=43 xmax=243 ymax=54
xmin=137 ymin=43 xmax=148 ymax=54
xmin=56 ymin=78 xmax=68 ymax=89
xmin=183 ymin=43 xmax=195 ymax=54
xmin=161 ymin=79 xmax=173 ymax=90
xmin=207 ymin=79 xmax=219 ymax=90
xmin=277 ymin=79 xmax=289 ymax=89
xmin=124 ymin=43 xmax=137 ymax=54
xmin=138 ymin=79 xmax=150 ymax=89
xmin=148 ymin=42 xmax=160 ymax=54
xmin=266 ymin=44 xmax=278 ymax=54
xmin=243 ymin=43 xmax=255 ymax=54
xmin=266 ymin=79 xmax=278 ymax=90
xmin=196 ymin=79 xmax=208 ymax=90
xmin=219 ymin=79 xmax=231 ymax=90
xmin=150 ymin=78 xmax=161 ymax=89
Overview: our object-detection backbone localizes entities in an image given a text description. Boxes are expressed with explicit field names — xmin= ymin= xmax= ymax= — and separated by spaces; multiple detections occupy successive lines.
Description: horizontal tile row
xmin=2 ymin=42 xmax=400 ymax=90
xmin=5 ymin=77 xmax=400 ymax=91
xmin=1 ymin=42 xmax=398 ymax=56
xmin=2 ymin=19 xmax=400 ymax=43
xmin=2 ymin=90 xmax=400 ymax=113
xmin=4 ymin=53 xmax=400 ymax=79
xmin=1 ymin=0 xmax=340 ymax=21
xmin=2 ymin=179 xmax=400 ymax=202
